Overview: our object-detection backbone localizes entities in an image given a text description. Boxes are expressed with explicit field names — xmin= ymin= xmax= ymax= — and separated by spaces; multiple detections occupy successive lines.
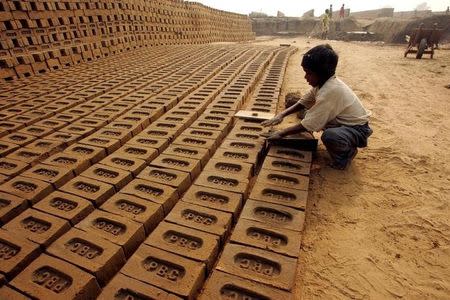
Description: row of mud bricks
xmin=0 ymin=0 xmax=255 ymax=81
xmin=0 ymin=43 xmax=311 ymax=299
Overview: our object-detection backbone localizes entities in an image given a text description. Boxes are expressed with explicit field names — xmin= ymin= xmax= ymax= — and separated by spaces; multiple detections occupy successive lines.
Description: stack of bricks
xmin=0 ymin=0 xmax=255 ymax=81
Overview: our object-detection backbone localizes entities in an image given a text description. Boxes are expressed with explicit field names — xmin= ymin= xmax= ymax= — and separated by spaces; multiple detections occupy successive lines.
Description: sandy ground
xmin=254 ymin=37 xmax=450 ymax=299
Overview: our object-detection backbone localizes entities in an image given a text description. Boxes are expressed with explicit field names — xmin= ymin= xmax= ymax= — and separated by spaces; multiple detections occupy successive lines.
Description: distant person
xmin=322 ymin=9 xmax=330 ymax=39
xmin=329 ymin=4 xmax=333 ymax=18
xmin=446 ymin=6 xmax=449 ymax=15
xmin=262 ymin=44 xmax=373 ymax=170
xmin=340 ymin=4 xmax=345 ymax=19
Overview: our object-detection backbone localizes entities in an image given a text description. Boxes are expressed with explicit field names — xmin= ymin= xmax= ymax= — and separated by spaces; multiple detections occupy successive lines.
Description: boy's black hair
xmin=301 ymin=44 xmax=338 ymax=85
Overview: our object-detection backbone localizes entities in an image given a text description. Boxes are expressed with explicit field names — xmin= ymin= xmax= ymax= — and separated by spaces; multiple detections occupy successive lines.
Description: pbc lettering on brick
xmin=32 ymin=267 xmax=72 ymax=293
xmin=142 ymin=257 xmax=184 ymax=282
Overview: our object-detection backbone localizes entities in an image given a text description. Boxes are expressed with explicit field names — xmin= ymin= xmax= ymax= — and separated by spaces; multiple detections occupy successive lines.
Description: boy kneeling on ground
xmin=262 ymin=44 xmax=373 ymax=170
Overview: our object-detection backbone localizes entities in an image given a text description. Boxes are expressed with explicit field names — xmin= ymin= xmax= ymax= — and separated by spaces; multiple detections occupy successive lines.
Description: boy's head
xmin=301 ymin=44 xmax=338 ymax=87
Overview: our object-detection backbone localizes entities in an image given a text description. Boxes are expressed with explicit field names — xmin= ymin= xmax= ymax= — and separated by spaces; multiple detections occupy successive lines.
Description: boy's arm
xmin=261 ymin=100 xmax=306 ymax=126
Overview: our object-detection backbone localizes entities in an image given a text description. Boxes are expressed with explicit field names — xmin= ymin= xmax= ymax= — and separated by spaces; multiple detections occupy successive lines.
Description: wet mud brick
xmin=22 ymin=164 xmax=75 ymax=189
xmin=82 ymin=164 xmax=132 ymax=191
xmin=33 ymin=191 xmax=94 ymax=226
xmin=43 ymin=152 xmax=90 ymax=175
xmin=150 ymin=154 xmax=201 ymax=180
xmin=26 ymin=139 xmax=65 ymax=156
xmin=220 ymin=139 xmax=265 ymax=154
xmin=257 ymin=168 xmax=309 ymax=191
xmin=0 ymin=191 xmax=28 ymax=225
xmin=199 ymin=270 xmax=293 ymax=300
xmin=0 ymin=230 xmax=41 ymax=279
xmin=46 ymin=228 xmax=126 ymax=285
xmin=1 ymin=132 xmax=36 ymax=146
xmin=120 ymin=244 xmax=205 ymax=300
xmin=204 ymin=158 xmax=253 ymax=179
xmin=0 ymin=176 xmax=53 ymax=204
xmin=3 ymin=209 xmax=70 ymax=248
xmin=7 ymin=147 xmax=50 ymax=165
xmin=45 ymin=132 xmax=81 ymax=147
xmin=75 ymin=210 xmax=145 ymax=258
xmin=64 ymin=144 xmax=106 ymax=165
xmin=10 ymin=254 xmax=101 ymax=300
xmin=240 ymin=200 xmax=306 ymax=232
xmin=163 ymin=144 xmax=210 ymax=168
xmin=137 ymin=166 xmax=191 ymax=194
xmin=173 ymin=133 xmax=218 ymax=152
xmin=0 ymin=141 xmax=20 ymax=157
xmin=98 ymin=273 xmax=182 ymax=300
xmin=182 ymin=185 xmax=243 ymax=219
xmin=145 ymin=221 xmax=219 ymax=271
xmin=0 ymin=285 xmax=31 ymax=299
xmin=114 ymin=144 xmax=158 ymax=163
xmin=0 ymin=158 xmax=29 ymax=177
xmin=194 ymin=171 xmax=249 ymax=197
xmin=213 ymin=147 xmax=259 ymax=166
xmin=165 ymin=202 xmax=232 ymax=241
xmin=121 ymin=178 xmax=178 ymax=214
xmin=79 ymin=134 xmax=121 ymax=155
xmin=100 ymin=193 xmax=164 ymax=234
xmin=262 ymin=156 xmax=311 ymax=176
xmin=216 ymin=243 xmax=297 ymax=291
xmin=268 ymin=145 xmax=313 ymax=163
xmin=230 ymin=218 xmax=302 ymax=257
xmin=18 ymin=126 xmax=55 ymax=139
xmin=127 ymin=135 xmax=170 ymax=153
xmin=227 ymin=129 xmax=266 ymax=144
xmin=59 ymin=176 xmax=115 ymax=206
xmin=250 ymin=182 xmax=308 ymax=210
xmin=100 ymin=154 xmax=146 ymax=176
xmin=183 ymin=128 xmax=225 ymax=144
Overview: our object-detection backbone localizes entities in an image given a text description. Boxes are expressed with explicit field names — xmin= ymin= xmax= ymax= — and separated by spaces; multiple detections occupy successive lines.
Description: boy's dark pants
xmin=321 ymin=123 xmax=372 ymax=167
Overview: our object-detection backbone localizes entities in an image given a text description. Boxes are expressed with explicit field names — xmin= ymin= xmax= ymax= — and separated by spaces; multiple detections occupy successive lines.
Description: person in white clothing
xmin=262 ymin=44 xmax=373 ymax=170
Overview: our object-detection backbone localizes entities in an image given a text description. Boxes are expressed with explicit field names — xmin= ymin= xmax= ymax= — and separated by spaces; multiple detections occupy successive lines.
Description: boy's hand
xmin=261 ymin=115 xmax=283 ymax=127
xmin=266 ymin=131 xmax=284 ymax=140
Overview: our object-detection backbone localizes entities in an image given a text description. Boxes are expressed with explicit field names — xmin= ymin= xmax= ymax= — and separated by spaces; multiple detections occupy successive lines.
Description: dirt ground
xmin=255 ymin=37 xmax=450 ymax=299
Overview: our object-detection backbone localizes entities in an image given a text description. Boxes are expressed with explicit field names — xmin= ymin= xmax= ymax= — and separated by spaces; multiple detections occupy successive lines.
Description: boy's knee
xmin=321 ymin=129 xmax=348 ymax=148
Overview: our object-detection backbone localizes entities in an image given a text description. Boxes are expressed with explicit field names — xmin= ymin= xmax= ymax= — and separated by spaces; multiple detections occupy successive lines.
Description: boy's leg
xmin=321 ymin=125 xmax=371 ymax=169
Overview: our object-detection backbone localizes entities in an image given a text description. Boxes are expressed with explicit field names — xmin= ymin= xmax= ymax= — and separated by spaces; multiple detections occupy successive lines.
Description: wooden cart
xmin=404 ymin=23 xmax=443 ymax=59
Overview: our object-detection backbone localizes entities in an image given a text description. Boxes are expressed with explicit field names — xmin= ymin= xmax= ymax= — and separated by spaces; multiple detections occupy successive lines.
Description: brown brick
xmin=34 ymin=119 xmax=67 ymax=131
xmin=128 ymin=135 xmax=169 ymax=153
xmin=140 ymin=128 xmax=176 ymax=141
xmin=240 ymin=200 xmax=305 ymax=232
xmin=137 ymin=166 xmax=191 ymax=194
xmin=0 ymin=176 xmax=53 ymax=204
xmin=75 ymin=210 xmax=145 ymax=258
xmin=262 ymin=156 xmax=311 ymax=176
xmin=99 ymin=154 xmax=146 ymax=176
xmin=149 ymin=121 xmax=185 ymax=137
xmin=120 ymin=245 xmax=205 ymax=300
xmin=183 ymin=128 xmax=223 ymax=144
xmin=95 ymin=127 xmax=132 ymax=145
xmin=3 ymin=209 xmax=70 ymax=247
xmin=199 ymin=271 xmax=293 ymax=300
xmin=82 ymin=164 xmax=132 ymax=191
xmin=190 ymin=119 xmax=231 ymax=135
xmin=1 ymin=132 xmax=36 ymax=146
xmin=220 ymin=138 xmax=265 ymax=154
xmin=10 ymin=254 xmax=101 ymax=300
xmin=0 ymin=286 xmax=31 ymax=299
xmin=0 ymin=229 xmax=41 ymax=279
xmin=0 ymin=274 xmax=4 ymax=287
xmin=182 ymin=185 xmax=242 ymax=219
xmin=33 ymin=191 xmax=94 ymax=226
xmin=26 ymin=139 xmax=64 ymax=156
xmin=45 ymin=131 xmax=81 ymax=147
xmin=268 ymin=146 xmax=313 ymax=163
xmin=215 ymin=243 xmax=297 ymax=291
xmin=151 ymin=154 xmax=201 ymax=180
xmin=230 ymin=218 xmax=302 ymax=257
xmin=204 ymin=158 xmax=253 ymax=179
xmin=0 ymin=141 xmax=19 ymax=157
xmin=79 ymin=134 xmax=121 ymax=155
xmin=163 ymin=144 xmax=210 ymax=168
xmin=6 ymin=147 xmax=49 ymax=165
xmin=145 ymin=221 xmax=219 ymax=271
xmin=46 ymin=228 xmax=126 ymax=285
xmin=173 ymin=134 xmax=217 ymax=152
xmin=121 ymin=179 xmax=178 ymax=214
xmin=64 ymin=144 xmax=106 ymax=165
xmin=43 ymin=152 xmax=90 ymax=175
xmin=0 ymin=158 xmax=29 ymax=177
xmin=114 ymin=144 xmax=158 ymax=163
xmin=165 ymin=202 xmax=232 ymax=240
xmin=72 ymin=118 xmax=107 ymax=130
xmin=227 ymin=129 xmax=265 ymax=144
xmin=18 ymin=126 xmax=54 ymax=138
xmin=59 ymin=125 xmax=96 ymax=138
xmin=98 ymin=273 xmax=181 ymax=300
xmin=257 ymin=168 xmax=309 ymax=191
xmin=100 ymin=193 xmax=164 ymax=234
xmin=59 ymin=176 xmax=115 ymax=206
xmin=0 ymin=191 xmax=28 ymax=225
xmin=22 ymin=164 xmax=75 ymax=189
xmin=213 ymin=147 xmax=259 ymax=166
xmin=249 ymin=183 xmax=308 ymax=210
xmin=194 ymin=171 xmax=249 ymax=196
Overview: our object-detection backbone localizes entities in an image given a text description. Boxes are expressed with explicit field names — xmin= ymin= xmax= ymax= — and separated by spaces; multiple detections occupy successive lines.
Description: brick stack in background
xmin=0 ymin=0 xmax=255 ymax=81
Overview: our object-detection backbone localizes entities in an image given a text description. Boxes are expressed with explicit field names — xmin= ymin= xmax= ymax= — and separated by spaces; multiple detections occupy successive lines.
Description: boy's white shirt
xmin=299 ymin=76 xmax=371 ymax=132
